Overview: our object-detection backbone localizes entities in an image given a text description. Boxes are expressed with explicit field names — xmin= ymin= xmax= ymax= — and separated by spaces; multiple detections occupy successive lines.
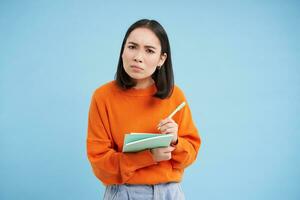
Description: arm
xmin=156 ymin=101 xmax=201 ymax=169
xmin=171 ymin=102 xmax=201 ymax=169
xmin=86 ymin=94 xmax=157 ymax=185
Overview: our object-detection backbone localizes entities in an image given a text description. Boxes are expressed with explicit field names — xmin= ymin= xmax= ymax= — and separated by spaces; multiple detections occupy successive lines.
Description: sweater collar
xmin=114 ymin=82 xmax=157 ymax=97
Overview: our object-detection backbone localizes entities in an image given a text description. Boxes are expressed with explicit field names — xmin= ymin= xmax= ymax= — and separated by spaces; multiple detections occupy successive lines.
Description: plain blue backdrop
xmin=1 ymin=0 xmax=299 ymax=199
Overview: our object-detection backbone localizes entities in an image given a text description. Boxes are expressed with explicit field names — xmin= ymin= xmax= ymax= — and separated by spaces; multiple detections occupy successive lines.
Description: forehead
xmin=126 ymin=28 xmax=161 ymax=48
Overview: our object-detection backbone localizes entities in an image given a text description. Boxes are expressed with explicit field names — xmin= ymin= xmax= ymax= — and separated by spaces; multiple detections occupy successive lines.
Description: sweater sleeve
xmin=171 ymin=100 xmax=201 ymax=169
xmin=86 ymin=93 xmax=157 ymax=185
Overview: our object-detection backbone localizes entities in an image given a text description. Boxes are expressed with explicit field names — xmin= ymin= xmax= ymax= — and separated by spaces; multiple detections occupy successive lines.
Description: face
xmin=122 ymin=27 xmax=167 ymax=88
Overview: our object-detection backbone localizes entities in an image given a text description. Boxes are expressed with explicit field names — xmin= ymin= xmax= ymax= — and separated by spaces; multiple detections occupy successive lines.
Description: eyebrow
xmin=127 ymin=41 xmax=157 ymax=50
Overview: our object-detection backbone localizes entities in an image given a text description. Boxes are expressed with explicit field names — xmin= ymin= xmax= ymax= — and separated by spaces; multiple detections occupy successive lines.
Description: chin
xmin=127 ymin=73 xmax=145 ymax=80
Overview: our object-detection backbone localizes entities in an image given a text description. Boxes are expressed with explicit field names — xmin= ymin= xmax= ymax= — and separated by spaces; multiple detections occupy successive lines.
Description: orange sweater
xmin=86 ymin=81 xmax=201 ymax=185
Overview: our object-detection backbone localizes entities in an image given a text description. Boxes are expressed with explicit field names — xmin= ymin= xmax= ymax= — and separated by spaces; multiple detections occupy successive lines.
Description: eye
xmin=146 ymin=49 xmax=155 ymax=54
xmin=128 ymin=45 xmax=136 ymax=49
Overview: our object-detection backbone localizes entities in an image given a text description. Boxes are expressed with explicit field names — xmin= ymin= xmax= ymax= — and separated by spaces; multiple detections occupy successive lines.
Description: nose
xmin=133 ymin=51 xmax=143 ymax=63
xmin=134 ymin=58 xmax=142 ymax=63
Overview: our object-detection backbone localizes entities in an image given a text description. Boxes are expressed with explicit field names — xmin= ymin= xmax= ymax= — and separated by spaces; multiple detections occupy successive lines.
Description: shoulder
xmin=168 ymin=84 xmax=187 ymax=104
xmin=172 ymin=84 xmax=186 ymax=99
xmin=92 ymin=80 xmax=118 ymax=99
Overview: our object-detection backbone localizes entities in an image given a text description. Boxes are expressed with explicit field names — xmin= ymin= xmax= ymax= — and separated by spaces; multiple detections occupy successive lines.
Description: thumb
xmin=169 ymin=146 xmax=175 ymax=152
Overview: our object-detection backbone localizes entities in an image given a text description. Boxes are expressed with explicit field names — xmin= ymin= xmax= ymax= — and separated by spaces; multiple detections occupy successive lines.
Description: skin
xmin=122 ymin=27 xmax=179 ymax=162
xmin=122 ymin=27 xmax=166 ymax=89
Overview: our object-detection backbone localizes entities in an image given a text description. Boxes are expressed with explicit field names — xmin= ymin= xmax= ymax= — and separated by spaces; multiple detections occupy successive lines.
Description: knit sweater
xmin=86 ymin=81 xmax=201 ymax=185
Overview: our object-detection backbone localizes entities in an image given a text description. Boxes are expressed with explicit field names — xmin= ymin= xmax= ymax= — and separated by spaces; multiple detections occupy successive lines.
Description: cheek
xmin=122 ymin=51 xmax=126 ymax=60
xmin=123 ymin=50 xmax=135 ymax=64
xmin=122 ymin=51 xmax=129 ymax=65
xmin=147 ymin=57 xmax=160 ymax=68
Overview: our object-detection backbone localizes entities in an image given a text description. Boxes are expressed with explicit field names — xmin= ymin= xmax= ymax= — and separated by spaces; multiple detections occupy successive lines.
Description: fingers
xmin=163 ymin=146 xmax=175 ymax=152
xmin=157 ymin=118 xmax=178 ymax=144
xmin=151 ymin=146 xmax=175 ymax=154
xmin=157 ymin=118 xmax=175 ymax=128
xmin=158 ymin=146 xmax=175 ymax=153
xmin=161 ymin=127 xmax=178 ymax=134
xmin=159 ymin=122 xmax=178 ymax=134
xmin=150 ymin=146 xmax=175 ymax=162
xmin=157 ymin=118 xmax=178 ymax=131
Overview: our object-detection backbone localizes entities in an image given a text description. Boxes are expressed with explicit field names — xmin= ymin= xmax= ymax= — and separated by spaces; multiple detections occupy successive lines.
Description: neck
xmin=134 ymin=78 xmax=154 ymax=89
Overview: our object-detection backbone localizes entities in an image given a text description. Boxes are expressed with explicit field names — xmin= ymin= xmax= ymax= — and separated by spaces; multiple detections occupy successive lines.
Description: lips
xmin=131 ymin=65 xmax=144 ymax=70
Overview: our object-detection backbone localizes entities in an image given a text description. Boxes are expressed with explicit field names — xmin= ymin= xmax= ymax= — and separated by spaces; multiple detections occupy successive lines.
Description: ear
xmin=158 ymin=53 xmax=167 ymax=66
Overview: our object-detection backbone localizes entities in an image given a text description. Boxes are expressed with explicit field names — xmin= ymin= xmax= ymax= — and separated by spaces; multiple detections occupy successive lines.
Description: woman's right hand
xmin=150 ymin=146 xmax=175 ymax=162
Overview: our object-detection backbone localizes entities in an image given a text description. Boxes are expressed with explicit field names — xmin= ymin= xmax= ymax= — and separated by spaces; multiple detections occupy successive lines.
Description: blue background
xmin=1 ymin=0 xmax=299 ymax=199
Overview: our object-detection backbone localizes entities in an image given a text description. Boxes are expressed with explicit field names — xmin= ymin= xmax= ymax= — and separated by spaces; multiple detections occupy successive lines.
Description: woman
xmin=87 ymin=19 xmax=201 ymax=200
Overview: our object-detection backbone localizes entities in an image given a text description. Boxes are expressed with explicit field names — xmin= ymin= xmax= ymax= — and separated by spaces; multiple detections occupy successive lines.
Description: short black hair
xmin=115 ymin=19 xmax=174 ymax=99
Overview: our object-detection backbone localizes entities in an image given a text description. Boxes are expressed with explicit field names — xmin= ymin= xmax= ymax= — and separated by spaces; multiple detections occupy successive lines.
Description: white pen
xmin=157 ymin=102 xmax=186 ymax=130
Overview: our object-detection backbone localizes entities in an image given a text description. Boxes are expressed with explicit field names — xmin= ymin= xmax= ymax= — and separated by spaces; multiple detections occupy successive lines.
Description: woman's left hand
xmin=157 ymin=118 xmax=178 ymax=144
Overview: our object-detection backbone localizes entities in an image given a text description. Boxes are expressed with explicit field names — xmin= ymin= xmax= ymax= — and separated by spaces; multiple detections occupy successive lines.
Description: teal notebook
xmin=122 ymin=133 xmax=173 ymax=153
